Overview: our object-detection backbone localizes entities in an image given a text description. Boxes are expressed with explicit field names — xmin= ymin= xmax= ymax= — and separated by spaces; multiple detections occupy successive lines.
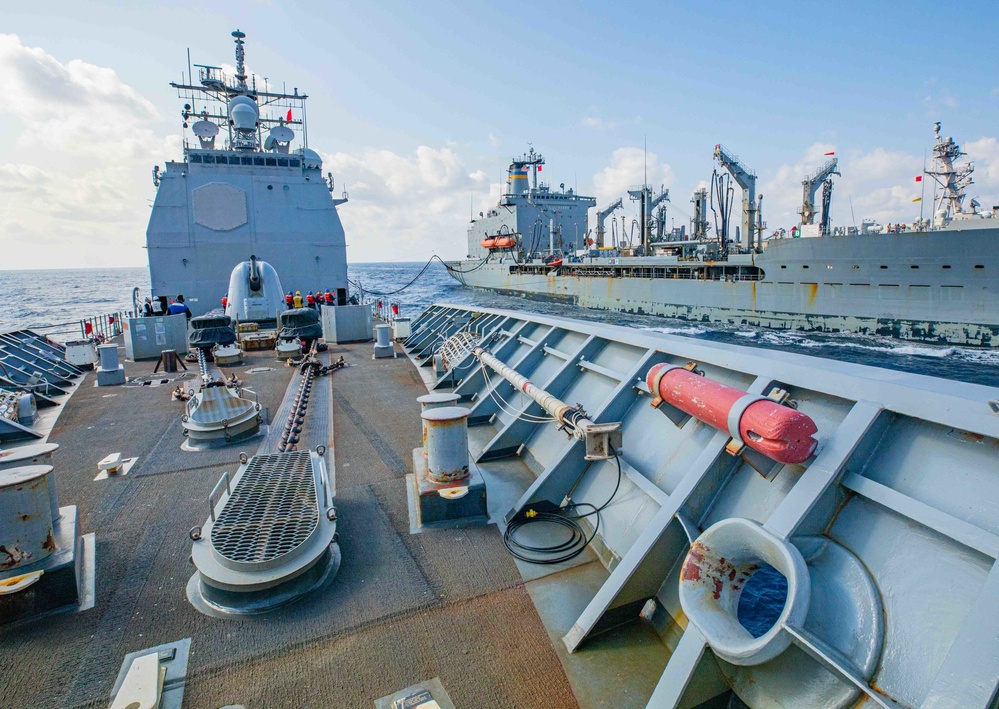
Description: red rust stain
xmin=682 ymin=544 xmax=706 ymax=581
xmin=808 ymin=283 xmax=818 ymax=307
xmin=712 ymin=578 xmax=723 ymax=600
xmin=0 ymin=545 xmax=30 ymax=569
xmin=42 ymin=531 xmax=57 ymax=553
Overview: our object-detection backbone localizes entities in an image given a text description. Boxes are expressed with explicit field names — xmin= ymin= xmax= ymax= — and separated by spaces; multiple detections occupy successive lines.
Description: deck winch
xmin=187 ymin=449 xmax=339 ymax=616
xmin=645 ymin=362 xmax=818 ymax=464
xmin=182 ymin=347 xmax=261 ymax=443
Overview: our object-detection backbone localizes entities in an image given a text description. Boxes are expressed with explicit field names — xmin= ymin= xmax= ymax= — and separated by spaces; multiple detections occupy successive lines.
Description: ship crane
xmin=595 ymin=198 xmax=623 ymax=248
xmin=799 ymin=158 xmax=840 ymax=230
xmin=627 ymin=186 xmax=669 ymax=252
xmin=713 ymin=144 xmax=758 ymax=251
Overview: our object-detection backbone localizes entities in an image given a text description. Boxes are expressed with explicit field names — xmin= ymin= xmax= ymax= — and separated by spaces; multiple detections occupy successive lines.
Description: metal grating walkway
xmin=211 ymin=451 xmax=317 ymax=564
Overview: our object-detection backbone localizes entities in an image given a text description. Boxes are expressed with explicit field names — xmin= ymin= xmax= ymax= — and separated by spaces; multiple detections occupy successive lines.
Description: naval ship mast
xmin=924 ymin=121 xmax=977 ymax=227
xmin=146 ymin=30 xmax=349 ymax=317
xmin=169 ymin=30 xmax=309 ymax=154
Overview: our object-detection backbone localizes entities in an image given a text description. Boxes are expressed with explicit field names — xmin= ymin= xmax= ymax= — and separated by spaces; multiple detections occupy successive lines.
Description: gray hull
xmin=451 ymin=227 xmax=999 ymax=347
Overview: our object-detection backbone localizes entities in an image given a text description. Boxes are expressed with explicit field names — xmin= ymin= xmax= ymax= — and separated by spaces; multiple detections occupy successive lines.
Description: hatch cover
xmin=210 ymin=451 xmax=317 ymax=564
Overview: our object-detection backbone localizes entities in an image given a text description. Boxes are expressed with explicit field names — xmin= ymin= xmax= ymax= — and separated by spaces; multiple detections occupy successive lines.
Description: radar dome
xmin=228 ymin=95 xmax=259 ymax=131
xmin=302 ymin=148 xmax=323 ymax=170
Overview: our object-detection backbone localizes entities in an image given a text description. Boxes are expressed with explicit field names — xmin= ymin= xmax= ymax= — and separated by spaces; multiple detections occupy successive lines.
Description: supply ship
xmin=1 ymin=30 xmax=998 ymax=709
xmin=449 ymin=131 xmax=999 ymax=347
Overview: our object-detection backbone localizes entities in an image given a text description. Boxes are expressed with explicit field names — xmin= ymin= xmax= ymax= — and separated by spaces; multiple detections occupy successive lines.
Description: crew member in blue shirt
xmin=168 ymin=294 xmax=192 ymax=319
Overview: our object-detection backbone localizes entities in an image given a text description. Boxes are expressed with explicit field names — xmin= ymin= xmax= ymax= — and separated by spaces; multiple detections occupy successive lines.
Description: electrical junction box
xmin=321 ymin=304 xmax=373 ymax=344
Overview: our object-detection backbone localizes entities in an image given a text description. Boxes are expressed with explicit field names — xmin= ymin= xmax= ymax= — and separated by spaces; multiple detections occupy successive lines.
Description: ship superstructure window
xmin=802 ymin=265 xmax=809 ymax=269
xmin=188 ymin=153 xmax=306 ymax=168
xmin=911 ymin=265 xmax=919 ymax=269
xmin=975 ymin=264 xmax=985 ymax=269
xmin=943 ymin=265 xmax=951 ymax=269
xmin=880 ymin=265 xmax=888 ymax=269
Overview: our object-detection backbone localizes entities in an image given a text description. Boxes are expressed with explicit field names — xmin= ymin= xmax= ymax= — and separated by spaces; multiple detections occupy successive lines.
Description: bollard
xmin=373 ymin=324 xmax=394 ymax=359
xmin=417 ymin=393 xmax=460 ymax=449
xmin=422 ymin=406 xmax=470 ymax=483
xmin=98 ymin=344 xmax=119 ymax=371
xmin=97 ymin=343 xmax=126 ymax=386
xmin=0 ymin=466 xmax=59 ymax=570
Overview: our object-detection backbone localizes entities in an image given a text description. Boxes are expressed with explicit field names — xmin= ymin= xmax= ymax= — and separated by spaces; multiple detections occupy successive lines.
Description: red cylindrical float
xmin=391 ymin=304 xmax=399 ymax=315
xmin=646 ymin=363 xmax=818 ymax=464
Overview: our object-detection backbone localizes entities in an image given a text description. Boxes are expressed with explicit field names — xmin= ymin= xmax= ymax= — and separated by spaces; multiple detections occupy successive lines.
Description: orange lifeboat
xmin=494 ymin=236 xmax=516 ymax=249
xmin=481 ymin=237 xmax=497 ymax=249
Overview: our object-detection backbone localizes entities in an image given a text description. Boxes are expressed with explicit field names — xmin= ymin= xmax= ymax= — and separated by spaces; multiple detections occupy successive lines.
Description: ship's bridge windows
xmin=265 ymin=157 xmax=278 ymax=166
xmin=290 ymin=158 xmax=301 ymax=168
xmin=189 ymin=154 xmax=203 ymax=163
xmin=254 ymin=157 xmax=266 ymax=166
xmin=278 ymin=158 xmax=289 ymax=167
xmin=241 ymin=157 xmax=253 ymax=166
xmin=203 ymin=155 xmax=216 ymax=164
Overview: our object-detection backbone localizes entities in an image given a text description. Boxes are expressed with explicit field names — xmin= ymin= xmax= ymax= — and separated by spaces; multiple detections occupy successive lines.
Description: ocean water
xmin=1 ymin=263 xmax=998 ymax=386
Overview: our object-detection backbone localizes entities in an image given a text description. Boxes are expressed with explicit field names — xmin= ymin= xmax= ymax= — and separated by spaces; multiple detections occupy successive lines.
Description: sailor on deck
xmin=168 ymin=294 xmax=192 ymax=319
xmin=293 ymin=291 xmax=303 ymax=308
xmin=285 ymin=291 xmax=294 ymax=308
xmin=306 ymin=291 xmax=316 ymax=309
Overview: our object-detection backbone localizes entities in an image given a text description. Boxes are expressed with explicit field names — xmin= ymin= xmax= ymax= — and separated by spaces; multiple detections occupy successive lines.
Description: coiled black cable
xmin=502 ymin=445 xmax=623 ymax=565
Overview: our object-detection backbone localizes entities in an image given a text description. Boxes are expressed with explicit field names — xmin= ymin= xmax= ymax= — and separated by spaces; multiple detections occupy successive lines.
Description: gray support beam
xmin=504 ymin=348 xmax=662 ymax=523
xmin=466 ymin=325 xmax=556 ymax=425
xmin=919 ymin=563 xmax=999 ymax=708
xmin=562 ymin=431 xmax=732 ymax=651
xmin=841 ymin=473 xmax=999 ymax=558
xmin=764 ymin=401 xmax=884 ymax=539
xmin=450 ymin=319 xmax=530 ymax=402
xmin=477 ymin=335 xmax=600 ymax=461
xmin=431 ymin=315 xmax=515 ymax=393
xmin=645 ymin=626 xmax=712 ymax=708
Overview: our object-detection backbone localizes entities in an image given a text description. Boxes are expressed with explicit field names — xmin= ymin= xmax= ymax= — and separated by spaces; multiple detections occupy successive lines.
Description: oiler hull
xmin=450 ymin=227 xmax=999 ymax=346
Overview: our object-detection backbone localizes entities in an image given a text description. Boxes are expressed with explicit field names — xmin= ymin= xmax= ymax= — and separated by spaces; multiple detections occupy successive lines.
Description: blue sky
xmin=2 ymin=0 xmax=998 ymax=267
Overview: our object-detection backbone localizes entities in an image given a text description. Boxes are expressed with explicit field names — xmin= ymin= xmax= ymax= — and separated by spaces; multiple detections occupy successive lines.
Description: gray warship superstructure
xmin=146 ymin=31 xmax=349 ymax=317
xmin=450 ymin=126 xmax=999 ymax=347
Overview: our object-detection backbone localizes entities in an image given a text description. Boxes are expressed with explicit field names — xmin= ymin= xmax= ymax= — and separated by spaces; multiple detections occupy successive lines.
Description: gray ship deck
xmin=1 ymin=343 xmax=578 ymax=708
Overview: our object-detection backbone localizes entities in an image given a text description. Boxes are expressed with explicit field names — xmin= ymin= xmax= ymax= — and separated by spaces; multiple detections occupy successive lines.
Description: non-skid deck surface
xmin=0 ymin=343 xmax=576 ymax=709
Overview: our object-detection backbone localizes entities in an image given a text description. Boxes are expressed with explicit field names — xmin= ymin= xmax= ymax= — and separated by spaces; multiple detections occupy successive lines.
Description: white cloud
xmin=324 ymin=146 xmax=501 ymax=261
xmin=580 ymin=114 xmax=642 ymax=131
xmin=592 ymin=147 xmax=674 ymax=206
xmin=0 ymin=33 xmax=177 ymax=269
